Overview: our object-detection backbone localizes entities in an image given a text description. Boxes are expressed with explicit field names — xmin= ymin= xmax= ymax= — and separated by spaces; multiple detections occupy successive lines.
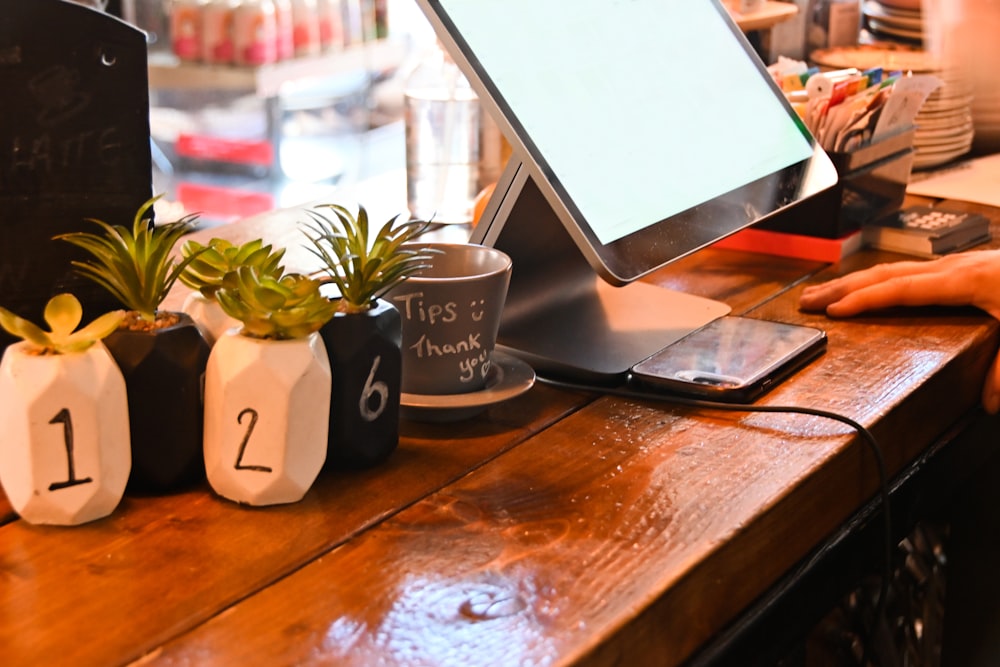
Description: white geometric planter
xmin=181 ymin=290 xmax=240 ymax=345
xmin=0 ymin=341 xmax=131 ymax=525
xmin=203 ymin=330 xmax=331 ymax=506
xmin=182 ymin=290 xmax=239 ymax=346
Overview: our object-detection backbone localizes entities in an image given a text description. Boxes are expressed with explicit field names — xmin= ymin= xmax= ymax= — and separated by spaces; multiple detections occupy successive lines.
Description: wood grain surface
xmin=0 ymin=383 xmax=584 ymax=667
xmin=2 ymin=196 xmax=998 ymax=667
xmin=130 ymin=249 xmax=999 ymax=667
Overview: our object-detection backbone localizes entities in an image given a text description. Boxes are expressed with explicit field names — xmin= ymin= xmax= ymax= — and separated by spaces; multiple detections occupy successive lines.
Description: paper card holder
xmin=759 ymin=127 xmax=917 ymax=239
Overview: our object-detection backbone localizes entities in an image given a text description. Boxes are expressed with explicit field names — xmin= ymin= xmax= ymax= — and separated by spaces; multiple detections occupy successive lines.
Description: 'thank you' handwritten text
xmin=391 ymin=291 xmax=492 ymax=384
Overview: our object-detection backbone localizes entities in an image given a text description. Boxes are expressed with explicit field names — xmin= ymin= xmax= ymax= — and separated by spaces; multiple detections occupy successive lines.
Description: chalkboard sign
xmin=0 ymin=0 xmax=152 ymax=349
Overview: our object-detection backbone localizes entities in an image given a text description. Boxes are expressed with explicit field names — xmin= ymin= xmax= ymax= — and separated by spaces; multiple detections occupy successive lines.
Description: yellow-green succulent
xmin=0 ymin=294 xmax=124 ymax=355
xmin=302 ymin=203 xmax=438 ymax=314
xmin=54 ymin=196 xmax=202 ymax=323
xmin=215 ymin=266 xmax=337 ymax=340
xmin=179 ymin=237 xmax=286 ymax=299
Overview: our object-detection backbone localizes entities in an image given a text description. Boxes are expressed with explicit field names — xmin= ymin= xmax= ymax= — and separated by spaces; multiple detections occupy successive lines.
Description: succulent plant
xmin=179 ymin=237 xmax=286 ymax=299
xmin=54 ymin=196 xmax=202 ymax=323
xmin=0 ymin=293 xmax=124 ymax=355
xmin=302 ymin=203 xmax=438 ymax=314
xmin=215 ymin=266 xmax=338 ymax=340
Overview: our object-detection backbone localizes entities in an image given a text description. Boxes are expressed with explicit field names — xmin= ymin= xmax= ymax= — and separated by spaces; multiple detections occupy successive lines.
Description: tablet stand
xmin=471 ymin=161 xmax=731 ymax=383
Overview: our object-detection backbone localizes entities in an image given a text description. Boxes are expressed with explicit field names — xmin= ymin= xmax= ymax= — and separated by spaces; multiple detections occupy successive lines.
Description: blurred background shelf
xmin=148 ymin=38 xmax=407 ymax=97
xmin=147 ymin=36 xmax=412 ymax=227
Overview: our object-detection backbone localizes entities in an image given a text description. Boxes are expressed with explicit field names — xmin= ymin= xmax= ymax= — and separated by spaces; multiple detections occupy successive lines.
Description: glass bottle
xmin=404 ymin=42 xmax=480 ymax=224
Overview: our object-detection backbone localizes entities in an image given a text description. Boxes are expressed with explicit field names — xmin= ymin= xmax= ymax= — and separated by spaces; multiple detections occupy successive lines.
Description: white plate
xmin=916 ymin=118 xmax=972 ymax=134
xmin=875 ymin=0 xmax=922 ymax=11
xmin=400 ymin=351 xmax=535 ymax=422
xmin=810 ymin=43 xmax=939 ymax=72
xmin=861 ymin=0 xmax=923 ymax=20
xmin=915 ymin=123 xmax=974 ymax=142
xmin=863 ymin=4 xmax=924 ymax=29
xmin=919 ymin=96 xmax=973 ymax=115
xmin=866 ymin=18 xmax=924 ymax=41
xmin=913 ymin=144 xmax=973 ymax=170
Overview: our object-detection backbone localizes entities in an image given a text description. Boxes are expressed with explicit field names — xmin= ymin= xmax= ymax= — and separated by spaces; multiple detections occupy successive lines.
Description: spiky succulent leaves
xmin=54 ymin=196 xmax=203 ymax=323
xmin=215 ymin=266 xmax=337 ymax=340
xmin=302 ymin=203 xmax=437 ymax=314
xmin=179 ymin=237 xmax=286 ymax=299
xmin=0 ymin=293 xmax=124 ymax=355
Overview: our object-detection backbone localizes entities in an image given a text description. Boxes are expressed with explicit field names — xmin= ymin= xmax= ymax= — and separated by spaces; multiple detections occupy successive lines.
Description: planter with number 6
xmin=303 ymin=203 xmax=436 ymax=468
xmin=319 ymin=299 xmax=402 ymax=467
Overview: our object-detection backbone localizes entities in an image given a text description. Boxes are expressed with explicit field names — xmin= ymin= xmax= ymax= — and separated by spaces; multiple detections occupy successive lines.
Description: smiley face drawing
xmin=470 ymin=299 xmax=486 ymax=322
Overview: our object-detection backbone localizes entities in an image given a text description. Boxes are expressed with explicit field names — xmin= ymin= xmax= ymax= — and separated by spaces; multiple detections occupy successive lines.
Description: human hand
xmin=799 ymin=249 xmax=1000 ymax=413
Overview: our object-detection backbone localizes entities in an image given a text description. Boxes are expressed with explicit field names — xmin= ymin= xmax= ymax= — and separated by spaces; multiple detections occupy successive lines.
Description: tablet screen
xmin=418 ymin=0 xmax=837 ymax=282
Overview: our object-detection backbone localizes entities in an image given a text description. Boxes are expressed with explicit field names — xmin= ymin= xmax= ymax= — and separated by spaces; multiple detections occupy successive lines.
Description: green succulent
xmin=215 ymin=266 xmax=337 ymax=340
xmin=54 ymin=196 xmax=202 ymax=323
xmin=0 ymin=294 xmax=124 ymax=355
xmin=302 ymin=203 xmax=438 ymax=314
xmin=179 ymin=237 xmax=286 ymax=299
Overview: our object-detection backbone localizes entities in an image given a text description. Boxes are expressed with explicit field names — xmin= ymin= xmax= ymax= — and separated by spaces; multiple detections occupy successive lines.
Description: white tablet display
xmin=417 ymin=0 xmax=837 ymax=283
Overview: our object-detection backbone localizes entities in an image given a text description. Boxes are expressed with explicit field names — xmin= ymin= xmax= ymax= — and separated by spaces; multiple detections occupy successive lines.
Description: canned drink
xmin=233 ymin=0 xmax=278 ymax=66
xmin=359 ymin=0 xmax=375 ymax=42
xmin=373 ymin=0 xmax=388 ymax=39
xmin=170 ymin=0 xmax=204 ymax=62
xmin=341 ymin=0 xmax=363 ymax=47
xmin=272 ymin=0 xmax=295 ymax=61
xmin=290 ymin=0 xmax=321 ymax=57
xmin=201 ymin=0 xmax=236 ymax=65
xmin=315 ymin=0 xmax=344 ymax=52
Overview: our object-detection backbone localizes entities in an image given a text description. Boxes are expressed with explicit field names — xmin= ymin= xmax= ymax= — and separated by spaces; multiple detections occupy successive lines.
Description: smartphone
xmin=629 ymin=316 xmax=827 ymax=402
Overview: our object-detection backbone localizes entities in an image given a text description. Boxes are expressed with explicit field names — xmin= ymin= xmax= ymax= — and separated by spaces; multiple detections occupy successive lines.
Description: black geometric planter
xmin=105 ymin=313 xmax=210 ymax=494
xmin=319 ymin=298 xmax=402 ymax=469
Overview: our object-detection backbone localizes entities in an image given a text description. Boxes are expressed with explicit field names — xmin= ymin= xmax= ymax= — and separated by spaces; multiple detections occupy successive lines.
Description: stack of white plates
xmin=810 ymin=43 xmax=974 ymax=169
xmin=862 ymin=0 xmax=924 ymax=44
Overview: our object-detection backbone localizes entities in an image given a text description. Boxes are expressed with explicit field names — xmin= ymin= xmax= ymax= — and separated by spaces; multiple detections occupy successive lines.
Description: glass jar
xmin=404 ymin=42 xmax=481 ymax=224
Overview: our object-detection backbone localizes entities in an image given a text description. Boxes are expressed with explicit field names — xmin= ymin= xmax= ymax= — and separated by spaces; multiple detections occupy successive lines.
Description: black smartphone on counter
xmin=629 ymin=316 xmax=827 ymax=403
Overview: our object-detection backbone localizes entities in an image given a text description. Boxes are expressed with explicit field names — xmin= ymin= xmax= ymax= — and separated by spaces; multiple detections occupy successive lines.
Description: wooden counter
xmin=2 ymin=195 xmax=999 ymax=666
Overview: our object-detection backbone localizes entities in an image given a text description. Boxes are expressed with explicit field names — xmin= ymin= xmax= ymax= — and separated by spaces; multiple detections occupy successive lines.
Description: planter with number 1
xmin=0 ymin=294 xmax=129 ymax=525
xmin=303 ymin=203 xmax=437 ymax=468
xmin=205 ymin=266 xmax=337 ymax=506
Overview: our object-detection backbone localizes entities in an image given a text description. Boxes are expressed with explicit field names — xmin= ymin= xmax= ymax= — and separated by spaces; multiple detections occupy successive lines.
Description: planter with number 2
xmin=204 ymin=331 xmax=331 ymax=505
xmin=204 ymin=266 xmax=337 ymax=506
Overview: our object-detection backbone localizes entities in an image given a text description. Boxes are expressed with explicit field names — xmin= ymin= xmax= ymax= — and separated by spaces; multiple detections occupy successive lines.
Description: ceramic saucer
xmin=400 ymin=351 xmax=535 ymax=422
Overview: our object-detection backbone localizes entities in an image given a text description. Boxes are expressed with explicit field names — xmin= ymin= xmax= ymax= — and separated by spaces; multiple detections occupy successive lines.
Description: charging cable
xmin=537 ymin=374 xmax=893 ymax=665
